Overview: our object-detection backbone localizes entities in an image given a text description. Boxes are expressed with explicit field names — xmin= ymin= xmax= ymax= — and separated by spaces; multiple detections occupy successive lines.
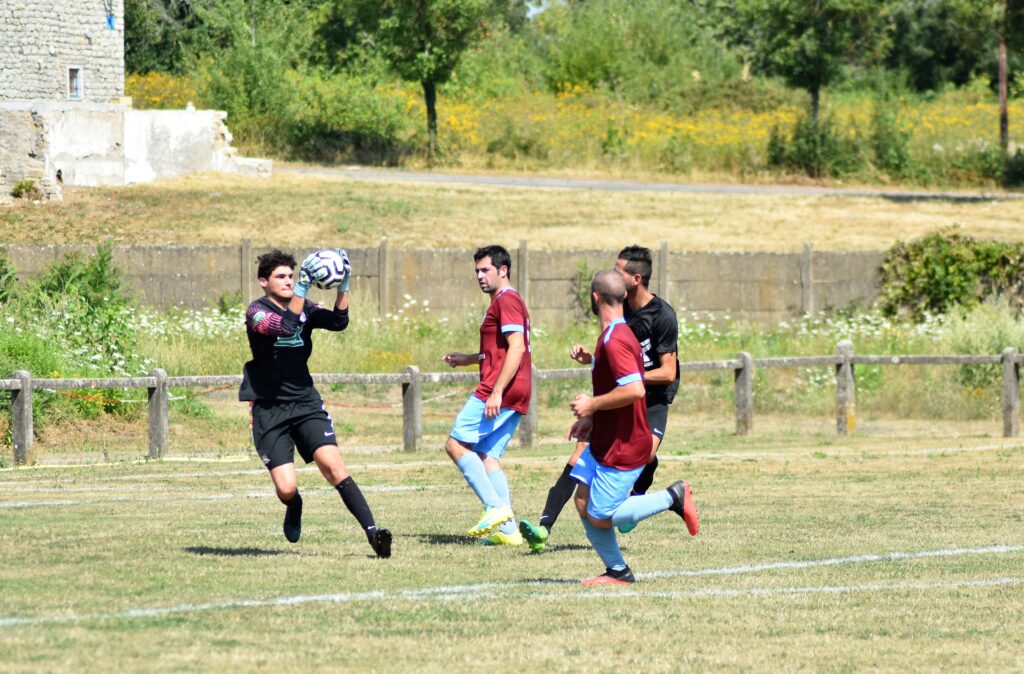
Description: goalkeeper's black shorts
xmin=646 ymin=402 xmax=669 ymax=440
xmin=249 ymin=397 xmax=337 ymax=469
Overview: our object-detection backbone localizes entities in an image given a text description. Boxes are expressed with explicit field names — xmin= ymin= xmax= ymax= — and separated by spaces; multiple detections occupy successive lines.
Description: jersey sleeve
xmin=652 ymin=305 xmax=679 ymax=355
xmin=306 ymin=301 xmax=349 ymax=332
xmin=246 ymin=301 xmax=304 ymax=337
xmin=605 ymin=336 xmax=644 ymax=387
xmin=496 ymin=294 xmax=527 ymax=335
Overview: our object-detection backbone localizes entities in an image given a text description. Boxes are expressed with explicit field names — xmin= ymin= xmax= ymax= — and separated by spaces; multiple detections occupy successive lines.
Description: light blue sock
xmin=486 ymin=469 xmax=517 ymax=535
xmin=456 ymin=453 xmax=501 ymax=509
xmin=611 ymin=490 xmax=673 ymax=528
xmin=581 ymin=518 xmax=627 ymax=571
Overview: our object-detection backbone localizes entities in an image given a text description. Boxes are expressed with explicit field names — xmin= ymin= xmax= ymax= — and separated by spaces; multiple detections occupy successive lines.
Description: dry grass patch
xmin=3 ymin=171 xmax=1024 ymax=251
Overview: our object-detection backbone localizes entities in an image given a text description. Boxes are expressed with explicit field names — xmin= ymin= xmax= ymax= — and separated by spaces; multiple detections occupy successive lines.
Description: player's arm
xmin=485 ymin=331 xmax=526 ymax=418
xmin=644 ymin=351 xmax=677 ymax=385
xmin=442 ymin=352 xmax=481 ymax=367
xmin=248 ymin=301 xmax=305 ymax=337
xmin=570 ymin=379 xmax=645 ymax=418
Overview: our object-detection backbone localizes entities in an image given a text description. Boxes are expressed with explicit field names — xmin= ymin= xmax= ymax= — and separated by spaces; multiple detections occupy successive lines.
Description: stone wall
xmin=0 ymin=0 xmax=125 ymax=102
xmin=0 ymin=243 xmax=886 ymax=326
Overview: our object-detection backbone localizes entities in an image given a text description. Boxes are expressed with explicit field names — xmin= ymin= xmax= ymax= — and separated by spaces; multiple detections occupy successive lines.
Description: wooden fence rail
xmin=2 ymin=342 xmax=1022 ymax=466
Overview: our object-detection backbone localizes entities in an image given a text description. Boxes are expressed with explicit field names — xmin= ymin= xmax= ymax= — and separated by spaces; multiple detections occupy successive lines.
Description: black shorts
xmin=646 ymin=402 xmax=669 ymax=440
xmin=249 ymin=398 xmax=337 ymax=470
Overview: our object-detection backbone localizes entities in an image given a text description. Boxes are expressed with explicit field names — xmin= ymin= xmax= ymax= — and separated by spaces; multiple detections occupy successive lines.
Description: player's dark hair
xmin=617 ymin=245 xmax=652 ymax=287
xmin=474 ymin=245 xmax=513 ymax=280
xmin=256 ymin=249 xmax=296 ymax=280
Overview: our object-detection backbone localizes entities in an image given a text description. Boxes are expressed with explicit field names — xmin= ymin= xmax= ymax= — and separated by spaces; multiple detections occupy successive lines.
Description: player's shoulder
xmin=246 ymin=296 xmax=276 ymax=317
xmin=651 ymin=295 xmax=678 ymax=319
xmin=495 ymin=287 xmax=528 ymax=312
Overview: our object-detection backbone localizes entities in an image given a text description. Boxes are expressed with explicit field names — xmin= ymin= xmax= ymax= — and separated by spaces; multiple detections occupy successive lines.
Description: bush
xmin=879 ymin=228 xmax=1024 ymax=320
xmin=939 ymin=297 xmax=1024 ymax=389
xmin=125 ymin=72 xmax=199 ymax=110
xmin=871 ymin=99 xmax=911 ymax=178
xmin=11 ymin=179 xmax=41 ymax=200
xmin=768 ymin=112 xmax=864 ymax=178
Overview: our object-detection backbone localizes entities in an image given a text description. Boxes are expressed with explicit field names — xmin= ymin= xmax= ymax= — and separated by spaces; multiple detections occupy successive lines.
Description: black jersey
xmin=238 ymin=296 xmax=349 ymax=402
xmin=624 ymin=294 xmax=680 ymax=405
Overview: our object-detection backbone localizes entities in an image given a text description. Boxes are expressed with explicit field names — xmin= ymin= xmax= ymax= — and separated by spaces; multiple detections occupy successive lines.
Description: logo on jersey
xmin=639 ymin=338 xmax=653 ymax=368
xmin=276 ymin=325 xmax=305 ymax=348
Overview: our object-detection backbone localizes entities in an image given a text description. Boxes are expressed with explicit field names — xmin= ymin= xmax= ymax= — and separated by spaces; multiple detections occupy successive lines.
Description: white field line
xmin=3 ymin=440 xmax=1021 ymax=487
xmin=0 ymin=485 xmax=427 ymax=510
xmin=0 ymin=544 xmax=1019 ymax=628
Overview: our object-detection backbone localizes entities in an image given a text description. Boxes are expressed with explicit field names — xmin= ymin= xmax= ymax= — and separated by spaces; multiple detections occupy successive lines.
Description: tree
xmin=947 ymin=0 xmax=1024 ymax=156
xmin=352 ymin=0 xmax=489 ymax=160
xmin=737 ymin=0 xmax=892 ymax=124
xmin=124 ymin=0 xmax=200 ymax=73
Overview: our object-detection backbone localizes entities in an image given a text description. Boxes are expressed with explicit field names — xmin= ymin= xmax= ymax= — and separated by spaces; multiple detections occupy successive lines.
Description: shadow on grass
xmin=184 ymin=546 xmax=289 ymax=557
xmin=408 ymin=533 xmax=591 ymax=553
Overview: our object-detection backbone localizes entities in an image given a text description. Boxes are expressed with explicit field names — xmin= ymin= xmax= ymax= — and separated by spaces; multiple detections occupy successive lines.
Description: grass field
xmin=4 ymin=171 xmax=1024 ymax=251
xmin=2 ymin=415 xmax=1022 ymax=672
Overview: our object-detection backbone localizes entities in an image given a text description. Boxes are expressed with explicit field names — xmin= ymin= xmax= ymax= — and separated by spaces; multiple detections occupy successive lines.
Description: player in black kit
xmin=239 ymin=249 xmax=391 ymax=558
xmin=520 ymin=245 xmax=688 ymax=551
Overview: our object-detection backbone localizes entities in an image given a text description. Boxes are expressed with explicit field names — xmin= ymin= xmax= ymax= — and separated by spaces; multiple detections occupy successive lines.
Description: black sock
xmin=336 ymin=477 xmax=376 ymax=538
xmin=538 ymin=464 xmax=576 ymax=532
xmin=631 ymin=456 xmax=659 ymax=495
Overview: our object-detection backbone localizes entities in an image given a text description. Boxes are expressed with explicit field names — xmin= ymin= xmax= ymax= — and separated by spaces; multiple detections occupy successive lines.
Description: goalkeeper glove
xmin=334 ymin=248 xmax=352 ymax=293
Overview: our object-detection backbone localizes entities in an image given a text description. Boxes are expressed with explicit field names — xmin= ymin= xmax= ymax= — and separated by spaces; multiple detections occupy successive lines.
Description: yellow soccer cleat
xmin=467 ymin=505 xmax=514 ymax=538
xmin=479 ymin=529 xmax=524 ymax=546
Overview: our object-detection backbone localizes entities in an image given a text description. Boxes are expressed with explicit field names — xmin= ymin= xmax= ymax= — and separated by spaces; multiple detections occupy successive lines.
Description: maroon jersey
xmin=590 ymin=317 xmax=651 ymax=470
xmin=474 ymin=287 xmax=532 ymax=414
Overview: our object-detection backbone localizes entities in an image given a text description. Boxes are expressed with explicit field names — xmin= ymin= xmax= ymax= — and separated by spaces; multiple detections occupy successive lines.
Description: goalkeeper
xmin=239 ymin=248 xmax=391 ymax=558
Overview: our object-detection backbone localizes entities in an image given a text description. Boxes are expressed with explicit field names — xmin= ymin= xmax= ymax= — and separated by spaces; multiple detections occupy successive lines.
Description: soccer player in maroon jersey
xmin=566 ymin=270 xmax=698 ymax=585
xmin=442 ymin=245 xmax=532 ymax=545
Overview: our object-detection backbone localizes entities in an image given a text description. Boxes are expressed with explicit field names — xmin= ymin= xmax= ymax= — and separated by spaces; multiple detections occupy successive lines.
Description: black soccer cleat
xmin=369 ymin=527 xmax=392 ymax=558
xmin=581 ymin=566 xmax=636 ymax=585
xmin=283 ymin=494 xmax=303 ymax=543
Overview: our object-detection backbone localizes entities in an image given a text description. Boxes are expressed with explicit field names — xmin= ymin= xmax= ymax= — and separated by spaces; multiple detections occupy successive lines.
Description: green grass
xmin=1 ymin=421 xmax=1022 ymax=671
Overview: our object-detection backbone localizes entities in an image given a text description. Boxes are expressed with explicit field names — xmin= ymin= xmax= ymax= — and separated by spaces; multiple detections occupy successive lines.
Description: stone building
xmin=0 ymin=0 xmax=268 ymax=204
xmin=0 ymin=0 xmax=126 ymax=103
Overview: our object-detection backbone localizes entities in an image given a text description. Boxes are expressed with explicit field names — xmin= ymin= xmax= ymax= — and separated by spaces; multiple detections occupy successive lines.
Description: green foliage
xmin=11 ymin=179 xmax=40 ymax=199
xmin=0 ymin=251 xmax=16 ymax=304
xmin=485 ymin=118 xmax=548 ymax=162
xmin=870 ymin=94 xmax=911 ymax=177
xmin=939 ymin=296 xmax=1024 ymax=389
xmin=769 ymin=112 xmax=864 ymax=178
xmin=570 ymin=260 xmax=598 ymax=324
xmin=879 ymin=228 xmax=1024 ymax=320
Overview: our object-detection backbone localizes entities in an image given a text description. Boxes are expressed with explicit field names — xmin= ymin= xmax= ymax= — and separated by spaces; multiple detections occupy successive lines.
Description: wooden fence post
xmin=836 ymin=340 xmax=855 ymax=436
xmin=11 ymin=370 xmax=32 ymax=466
xmin=734 ymin=352 xmax=753 ymax=435
xmin=402 ymin=365 xmax=422 ymax=452
xmin=522 ymin=364 xmax=539 ymax=448
xmin=147 ymin=368 xmax=168 ymax=459
xmin=1002 ymin=347 xmax=1020 ymax=437
xmin=378 ymin=237 xmax=389 ymax=319
xmin=518 ymin=240 xmax=530 ymax=308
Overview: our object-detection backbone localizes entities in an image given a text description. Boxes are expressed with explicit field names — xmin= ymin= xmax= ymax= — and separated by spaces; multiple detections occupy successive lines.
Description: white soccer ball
xmin=312 ymin=248 xmax=350 ymax=289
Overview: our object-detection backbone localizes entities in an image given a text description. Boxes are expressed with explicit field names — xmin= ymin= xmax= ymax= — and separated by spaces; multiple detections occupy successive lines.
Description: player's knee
xmin=276 ymin=485 xmax=297 ymax=504
xmin=573 ymin=494 xmax=588 ymax=518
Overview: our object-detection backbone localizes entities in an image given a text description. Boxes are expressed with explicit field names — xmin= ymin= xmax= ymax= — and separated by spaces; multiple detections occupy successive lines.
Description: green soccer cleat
xmin=467 ymin=505 xmax=514 ymax=538
xmin=617 ymin=522 xmax=638 ymax=534
xmin=519 ymin=518 xmax=549 ymax=553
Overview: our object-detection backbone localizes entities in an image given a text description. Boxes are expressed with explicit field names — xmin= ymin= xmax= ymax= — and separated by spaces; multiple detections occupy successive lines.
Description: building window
xmin=68 ymin=68 xmax=83 ymax=100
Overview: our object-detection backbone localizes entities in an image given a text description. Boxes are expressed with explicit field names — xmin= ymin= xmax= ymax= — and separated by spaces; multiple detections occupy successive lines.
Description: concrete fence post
xmin=147 ymin=368 xmax=169 ymax=459
xmin=378 ymin=237 xmax=389 ymax=319
xmin=1002 ymin=347 xmax=1020 ymax=437
xmin=240 ymin=238 xmax=252 ymax=302
xmin=836 ymin=340 xmax=855 ymax=436
xmin=519 ymin=240 xmax=530 ymax=308
xmin=659 ymin=241 xmax=669 ymax=300
xmin=801 ymin=243 xmax=814 ymax=315
xmin=11 ymin=370 xmax=32 ymax=466
xmin=522 ymin=364 xmax=539 ymax=448
xmin=734 ymin=352 xmax=754 ymax=435
xmin=402 ymin=365 xmax=422 ymax=452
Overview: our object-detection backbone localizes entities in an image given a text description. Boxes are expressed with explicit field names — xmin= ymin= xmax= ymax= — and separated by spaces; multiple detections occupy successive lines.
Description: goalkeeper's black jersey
xmin=238 ymin=296 xmax=349 ymax=402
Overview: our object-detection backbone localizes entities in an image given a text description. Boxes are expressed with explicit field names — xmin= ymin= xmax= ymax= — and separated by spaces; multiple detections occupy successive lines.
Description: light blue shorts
xmin=449 ymin=395 xmax=522 ymax=459
xmin=570 ymin=446 xmax=644 ymax=521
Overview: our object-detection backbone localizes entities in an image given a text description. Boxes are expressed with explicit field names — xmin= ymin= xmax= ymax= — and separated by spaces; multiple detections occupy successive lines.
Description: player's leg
xmin=309 ymin=443 xmax=391 ymax=558
xmin=610 ymin=478 xmax=699 ymax=536
xmin=446 ymin=396 xmax=513 ymax=537
xmin=571 ymin=448 xmax=638 ymax=585
xmin=252 ymin=401 xmax=303 ymax=543
xmin=295 ymin=400 xmax=391 ymax=557
xmin=476 ymin=409 xmax=524 ymax=545
xmin=519 ymin=441 xmax=587 ymax=552
xmin=618 ymin=403 xmax=668 ymax=534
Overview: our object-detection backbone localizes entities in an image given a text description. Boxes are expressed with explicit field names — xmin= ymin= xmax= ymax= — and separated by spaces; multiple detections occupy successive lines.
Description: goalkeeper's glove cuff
xmin=294 ymin=282 xmax=310 ymax=298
